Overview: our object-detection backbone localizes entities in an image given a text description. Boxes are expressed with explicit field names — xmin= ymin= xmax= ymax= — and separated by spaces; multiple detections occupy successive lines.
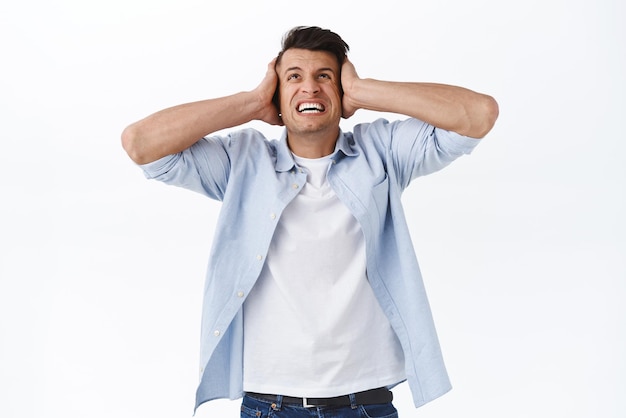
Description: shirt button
xmin=256 ymin=255 xmax=263 ymax=261
xmin=292 ymin=184 xmax=299 ymax=189
xmin=237 ymin=291 xmax=244 ymax=298
xmin=213 ymin=330 xmax=220 ymax=337
xmin=270 ymin=213 xmax=276 ymax=220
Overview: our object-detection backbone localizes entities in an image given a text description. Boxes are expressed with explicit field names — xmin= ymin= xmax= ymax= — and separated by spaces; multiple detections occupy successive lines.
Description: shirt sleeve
xmin=139 ymin=136 xmax=231 ymax=201
xmin=386 ymin=118 xmax=481 ymax=189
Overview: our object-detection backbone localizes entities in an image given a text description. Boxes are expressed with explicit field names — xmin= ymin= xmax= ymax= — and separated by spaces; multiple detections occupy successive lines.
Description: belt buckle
xmin=302 ymin=397 xmax=315 ymax=408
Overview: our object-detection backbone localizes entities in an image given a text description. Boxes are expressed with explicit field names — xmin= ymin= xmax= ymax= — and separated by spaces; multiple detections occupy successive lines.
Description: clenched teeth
xmin=297 ymin=103 xmax=325 ymax=113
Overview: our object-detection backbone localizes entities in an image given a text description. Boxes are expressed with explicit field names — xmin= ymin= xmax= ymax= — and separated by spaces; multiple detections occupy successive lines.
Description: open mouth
xmin=297 ymin=102 xmax=325 ymax=114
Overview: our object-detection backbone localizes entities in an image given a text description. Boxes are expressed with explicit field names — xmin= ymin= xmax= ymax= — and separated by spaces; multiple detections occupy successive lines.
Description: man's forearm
xmin=121 ymin=91 xmax=264 ymax=165
xmin=345 ymin=78 xmax=499 ymax=138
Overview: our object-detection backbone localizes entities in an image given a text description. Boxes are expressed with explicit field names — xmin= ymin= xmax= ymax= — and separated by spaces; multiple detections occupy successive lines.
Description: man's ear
xmin=272 ymin=82 xmax=280 ymax=111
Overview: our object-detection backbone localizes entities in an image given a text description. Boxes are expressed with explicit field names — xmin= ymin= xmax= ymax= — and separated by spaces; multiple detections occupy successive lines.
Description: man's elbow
xmin=472 ymin=95 xmax=499 ymax=138
xmin=121 ymin=123 xmax=150 ymax=165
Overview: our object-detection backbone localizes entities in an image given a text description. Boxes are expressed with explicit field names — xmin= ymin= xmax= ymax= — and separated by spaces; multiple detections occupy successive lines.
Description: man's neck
xmin=286 ymin=129 xmax=339 ymax=158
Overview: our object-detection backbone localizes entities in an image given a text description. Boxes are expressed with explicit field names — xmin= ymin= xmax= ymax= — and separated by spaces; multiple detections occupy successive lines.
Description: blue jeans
xmin=240 ymin=394 xmax=399 ymax=418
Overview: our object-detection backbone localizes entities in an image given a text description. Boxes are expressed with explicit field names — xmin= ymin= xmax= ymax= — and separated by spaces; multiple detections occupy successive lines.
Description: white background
xmin=1 ymin=0 xmax=624 ymax=417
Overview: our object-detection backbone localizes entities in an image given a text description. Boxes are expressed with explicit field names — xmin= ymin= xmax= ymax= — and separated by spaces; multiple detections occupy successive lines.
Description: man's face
xmin=275 ymin=48 xmax=342 ymax=142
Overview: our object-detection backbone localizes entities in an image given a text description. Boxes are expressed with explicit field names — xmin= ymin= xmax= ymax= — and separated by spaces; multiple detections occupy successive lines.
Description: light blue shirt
xmin=140 ymin=117 xmax=480 ymax=411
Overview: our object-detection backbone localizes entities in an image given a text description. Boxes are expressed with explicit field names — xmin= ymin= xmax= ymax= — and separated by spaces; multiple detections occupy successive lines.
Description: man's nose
xmin=301 ymin=78 xmax=320 ymax=94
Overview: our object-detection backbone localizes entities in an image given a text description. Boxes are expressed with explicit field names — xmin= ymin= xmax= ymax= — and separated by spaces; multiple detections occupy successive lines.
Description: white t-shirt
xmin=242 ymin=154 xmax=405 ymax=397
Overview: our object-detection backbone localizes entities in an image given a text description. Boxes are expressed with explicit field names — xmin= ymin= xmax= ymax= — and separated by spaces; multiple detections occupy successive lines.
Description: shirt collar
xmin=274 ymin=128 xmax=359 ymax=172
xmin=334 ymin=129 xmax=359 ymax=158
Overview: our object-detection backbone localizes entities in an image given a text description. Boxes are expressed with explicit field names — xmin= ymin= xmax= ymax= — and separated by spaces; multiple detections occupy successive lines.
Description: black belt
xmin=246 ymin=387 xmax=393 ymax=408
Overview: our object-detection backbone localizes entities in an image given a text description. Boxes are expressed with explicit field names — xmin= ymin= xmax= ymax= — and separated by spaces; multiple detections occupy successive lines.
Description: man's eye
xmin=287 ymin=74 xmax=299 ymax=80
xmin=319 ymin=74 xmax=330 ymax=79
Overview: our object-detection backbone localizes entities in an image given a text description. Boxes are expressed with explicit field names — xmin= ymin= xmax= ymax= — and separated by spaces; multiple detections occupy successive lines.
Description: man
xmin=122 ymin=26 xmax=498 ymax=417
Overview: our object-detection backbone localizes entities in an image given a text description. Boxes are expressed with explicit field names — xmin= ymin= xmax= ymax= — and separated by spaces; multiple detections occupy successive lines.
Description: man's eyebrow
xmin=283 ymin=66 xmax=336 ymax=73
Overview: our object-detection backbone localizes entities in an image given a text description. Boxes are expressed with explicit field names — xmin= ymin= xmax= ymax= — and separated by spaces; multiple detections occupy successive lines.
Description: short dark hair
xmin=276 ymin=26 xmax=350 ymax=68
xmin=273 ymin=26 xmax=350 ymax=110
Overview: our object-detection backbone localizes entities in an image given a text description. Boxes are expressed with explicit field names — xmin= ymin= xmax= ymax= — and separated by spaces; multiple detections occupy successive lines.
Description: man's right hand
xmin=253 ymin=58 xmax=283 ymax=127
xmin=122 ymin=59 xmax=285 ymax=165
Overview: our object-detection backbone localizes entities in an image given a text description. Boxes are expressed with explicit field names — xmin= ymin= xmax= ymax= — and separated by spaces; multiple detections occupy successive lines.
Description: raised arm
xmin=341 ymin=58 xmax=498 ymax=139
xmin=121 ymin=60 xmax=283 ymax=165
